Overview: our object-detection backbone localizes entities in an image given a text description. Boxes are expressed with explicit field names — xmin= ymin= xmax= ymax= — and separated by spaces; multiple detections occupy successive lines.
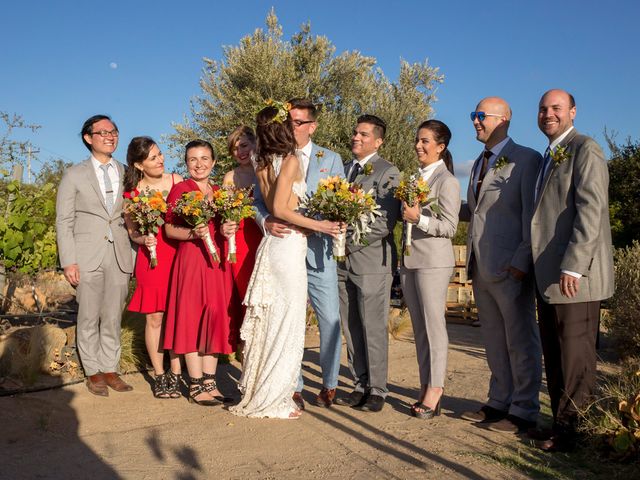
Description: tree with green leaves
xmin=607 ymin=135 xmax=640 ymax=248
xmin=0 ymin=112 xmax=40 ymax=176
xmin=169 ymin=10 xmax=443 ymax=180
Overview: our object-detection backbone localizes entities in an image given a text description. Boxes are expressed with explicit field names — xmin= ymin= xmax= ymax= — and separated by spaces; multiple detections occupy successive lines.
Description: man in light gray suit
xmin=531 ymin=89 xmax=614 ymax=451
xmin=459 ymin=97 xmax=543 ymax=433
xmin=253 ymin=98 xmax=345 ymax=409
xmin=335 ymin=114 xmax=400 ymax=413
xmin=56 ymin=114 xmax=133 ymax=396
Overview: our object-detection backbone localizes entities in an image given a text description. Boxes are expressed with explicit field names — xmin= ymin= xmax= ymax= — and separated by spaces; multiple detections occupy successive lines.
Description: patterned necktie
xmin=100 ymin=163 xmax=114 ymax=241
xmin=475 ymin=149 xmax=492 ymax=197
xmin=348 ymin=162 xmax=362 ymax=183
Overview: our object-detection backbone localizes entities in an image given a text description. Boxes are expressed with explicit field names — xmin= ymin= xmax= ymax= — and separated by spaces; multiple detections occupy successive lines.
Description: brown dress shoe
xmin=461 ymin=405 xmax=507 ymax=423
xmin=314 ymin=388 xmax=336 ymax=408
xmin=86 ymin=373 xmax=109 ymax=397
xmin=292 ymin=392 xmax=305 ymax=410
xmin=486 ymin=414 xmax=536 ymax=434
xmin=103 ymin=372 xmax=133 ymax=392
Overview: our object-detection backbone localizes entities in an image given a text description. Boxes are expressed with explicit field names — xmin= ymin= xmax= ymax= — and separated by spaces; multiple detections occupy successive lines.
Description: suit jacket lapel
xmin=84 ymin=158 xmax=109 ymax=213
xmin=535 ymin=129 xmax=579 ymax=210
xmin=476 ymin=139 xmax=514 ymax=206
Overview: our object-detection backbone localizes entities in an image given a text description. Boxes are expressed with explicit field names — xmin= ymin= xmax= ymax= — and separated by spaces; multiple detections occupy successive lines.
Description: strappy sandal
xmin=188 ymin=377 xmax=221 ymax=406
xmin=202 ymin=372 xmax=233 ymax=403
xmin=152 ymin=372 xmax=170 ymax=399
xmin=410 ymin=401 xmax=441 ymax=420
xmin=165 ymin=371 xmax=182 ymax=399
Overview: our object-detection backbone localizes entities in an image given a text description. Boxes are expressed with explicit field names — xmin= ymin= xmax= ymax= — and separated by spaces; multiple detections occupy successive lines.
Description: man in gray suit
xmin=253 ymin=98 xmax=345 ymax=409
xmin=531 ymin=89 xmax=614 ymax=451
xmin=335 ymin=114 xmax=400 ymax=412
xmin=56 ymin=114 xmax=133 ymax=396
xmin=459 ymin=97 xmax=543 ymax=433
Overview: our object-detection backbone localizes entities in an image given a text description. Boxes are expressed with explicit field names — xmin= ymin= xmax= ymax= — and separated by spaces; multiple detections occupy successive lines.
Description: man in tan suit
xmin=531 ymin=90 xmax=614 ymax=451
xmin=460 ymin=97 xmax=543 ymax=434
xmin=56 ymin=114 xmax=134 ymax=396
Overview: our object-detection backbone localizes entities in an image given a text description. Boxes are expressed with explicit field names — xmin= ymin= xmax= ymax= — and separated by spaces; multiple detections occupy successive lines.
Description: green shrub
xmin=604 ymin=241 xmax=640 ymax=358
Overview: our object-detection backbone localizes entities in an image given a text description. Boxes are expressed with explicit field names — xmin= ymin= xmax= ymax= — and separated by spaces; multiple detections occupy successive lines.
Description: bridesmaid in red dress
xmin=123 ymin=136 xmax=183 ymax=399
xmin=164 ymin=140 xmax=235 ymax=406
xmin=222 ymin=126 xmax=263 ymax=338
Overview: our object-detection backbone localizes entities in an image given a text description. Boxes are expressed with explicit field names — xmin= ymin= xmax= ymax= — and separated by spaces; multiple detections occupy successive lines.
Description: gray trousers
xmin=76 ymin=243 xmax=130 ymax=376
xmin=401 ymin=266 xmax=452 ymax=387
xmin=472 ymin=268 xmax=542 ymax=421
xmin=338 ymin=269 xmax=392 ymax=397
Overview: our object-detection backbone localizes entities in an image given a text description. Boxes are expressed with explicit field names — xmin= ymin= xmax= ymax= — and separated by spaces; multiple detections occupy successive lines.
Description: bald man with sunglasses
xmin=459 ymin=97 xmax=543 ymax=434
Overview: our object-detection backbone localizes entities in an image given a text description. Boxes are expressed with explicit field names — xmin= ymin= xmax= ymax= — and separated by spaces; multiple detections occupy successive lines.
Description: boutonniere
xmin=363 ymin=163 xmax=374 ymax=176
xmin=550 ymin=145 xmax=571 ymax=166
xmin=315 ymin=150 xmax=325 ymax=161
xmin=492 ymin=155 xmax=509 ymax=171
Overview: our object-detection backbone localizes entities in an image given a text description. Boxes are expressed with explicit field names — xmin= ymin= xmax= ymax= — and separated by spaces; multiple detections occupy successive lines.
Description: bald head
xmin=540 ymin=89 xmax=575 ymax=109
xmin=472 ymin=96 xmax=511 ymax=147
xmin=538 ymin=89 xmax=576 ymax=141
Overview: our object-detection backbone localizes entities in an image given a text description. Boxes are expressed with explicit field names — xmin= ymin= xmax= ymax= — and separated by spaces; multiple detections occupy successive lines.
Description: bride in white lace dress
xmin=230 ymin=103 xmax=342 ymax=419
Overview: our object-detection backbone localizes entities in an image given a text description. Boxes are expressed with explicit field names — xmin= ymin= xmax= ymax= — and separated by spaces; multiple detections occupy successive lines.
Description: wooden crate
xmin=446 ymin=284 xmax=475 ymax=305
xmin=450 ymin=267 xmax=471 ymax=284
xmin=453 ymin=245 xmax=467 ymax=266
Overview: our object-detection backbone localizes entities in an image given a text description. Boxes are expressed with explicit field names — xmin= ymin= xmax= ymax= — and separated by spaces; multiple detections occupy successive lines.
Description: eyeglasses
xmin=292 ymin=120 xmax=315 ymax=127
xmin=90 ymin=129 xmax=119 ymax=137
xmin=469 ymin=112 xmax=503 ymax=122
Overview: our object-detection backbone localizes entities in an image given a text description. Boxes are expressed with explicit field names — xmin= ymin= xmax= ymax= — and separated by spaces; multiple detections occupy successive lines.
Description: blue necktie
xmin=535 ymin=148 xmax=552 ymax=200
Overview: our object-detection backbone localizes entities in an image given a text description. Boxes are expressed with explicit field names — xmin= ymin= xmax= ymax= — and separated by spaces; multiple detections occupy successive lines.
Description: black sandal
xmin=188 ymin=377 xmax=221 ymax=406
xmin=202 ymin=372 xmax=233 ymax=403
xmin=152 ymin=372 xmax=170 ymax=399
xmin=410 ymin=401 xmax=441 ymax=420
xmin=165 ymin=371 xmax=182 ymax=399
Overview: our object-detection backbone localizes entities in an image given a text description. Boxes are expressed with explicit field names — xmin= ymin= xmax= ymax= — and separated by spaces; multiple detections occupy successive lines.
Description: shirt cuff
xmin=416 ymin=214 xmax=430 ymax=232
xmin=562 ymin=269 xmax=582 ymax=279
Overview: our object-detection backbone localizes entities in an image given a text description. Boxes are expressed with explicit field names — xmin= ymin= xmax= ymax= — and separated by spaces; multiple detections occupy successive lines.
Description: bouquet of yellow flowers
xmin=211 ymin=185 xmax=255 ymax=263
xmin=172 ymin=190 xmax=219 ymax=264
xmin=123 ymin=189 xmax=168 ymax=268
xmin=394 ymin=172 xmax=440 ymax=255
xmin=302 ymin=176 xmax=381 ymax=261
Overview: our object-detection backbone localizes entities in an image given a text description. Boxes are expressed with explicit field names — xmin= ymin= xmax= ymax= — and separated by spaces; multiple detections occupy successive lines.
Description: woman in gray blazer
xmin=400 ymin=120 xmax=460 ymax=419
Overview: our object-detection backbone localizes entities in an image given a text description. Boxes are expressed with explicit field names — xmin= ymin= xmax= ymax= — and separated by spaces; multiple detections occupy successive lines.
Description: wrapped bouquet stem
xmin=123 ymin=189 xmax=167 ymax=268
xmin=394 ymin=172 xmax=440 ymax=255
xmin=302 ymin=176 xmax=380 ymax=261
xmin=211 ymin=185 xmax=255 ymax=263
xmin=173 ymin=189 xmax=219 ymax=264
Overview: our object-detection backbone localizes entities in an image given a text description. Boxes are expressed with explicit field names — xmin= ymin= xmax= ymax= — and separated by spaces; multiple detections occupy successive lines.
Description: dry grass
xmin=388 ymin=307 xmax=413 ymax=341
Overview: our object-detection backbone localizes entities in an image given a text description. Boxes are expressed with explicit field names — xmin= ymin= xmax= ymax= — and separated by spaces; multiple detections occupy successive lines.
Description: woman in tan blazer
xmin=401 ymin=120 xmax=460 ymax=419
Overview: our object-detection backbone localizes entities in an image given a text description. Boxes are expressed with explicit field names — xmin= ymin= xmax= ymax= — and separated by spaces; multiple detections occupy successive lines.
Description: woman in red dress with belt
xmin=222 ymin=126 xmax=263 ymax=338
xmin=163 ymin=140 xmax=236 ymax=406
xmin=123 ymin=136 xmax=183 ymax=399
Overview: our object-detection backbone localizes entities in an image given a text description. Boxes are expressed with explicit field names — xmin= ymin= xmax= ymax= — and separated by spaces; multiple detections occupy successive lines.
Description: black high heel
xmin=188 ymin=377 xmax=221 ymax=406
xmin=202 ymin=372 xmax=233 ymax=403
xmin=165 ymin=371 xmax=182 ymax=399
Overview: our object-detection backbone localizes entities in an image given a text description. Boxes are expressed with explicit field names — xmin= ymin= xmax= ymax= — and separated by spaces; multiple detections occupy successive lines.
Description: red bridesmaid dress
xmin=162 ymin=179 xmax=239 ymax=355
xmin=126 ymin=179 xmax=177 ymax=314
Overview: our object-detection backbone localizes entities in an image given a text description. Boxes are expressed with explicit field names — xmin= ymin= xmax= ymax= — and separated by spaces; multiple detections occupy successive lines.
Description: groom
xmin=254 ymin=98 xmax=345 ymax=409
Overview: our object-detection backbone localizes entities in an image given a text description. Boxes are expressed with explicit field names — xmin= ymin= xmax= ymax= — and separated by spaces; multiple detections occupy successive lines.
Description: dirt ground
xmin=1 ymin=323 xmax=544 ymax=479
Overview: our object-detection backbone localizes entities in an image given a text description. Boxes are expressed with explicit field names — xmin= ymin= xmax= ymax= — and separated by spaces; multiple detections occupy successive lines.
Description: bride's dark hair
xmin=254 ymin=106 xmax=296 ymax=171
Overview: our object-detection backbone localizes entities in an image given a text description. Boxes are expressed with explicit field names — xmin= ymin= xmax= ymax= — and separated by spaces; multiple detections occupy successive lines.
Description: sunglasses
xmin=469 ymin=111 xmax=503 ymax=122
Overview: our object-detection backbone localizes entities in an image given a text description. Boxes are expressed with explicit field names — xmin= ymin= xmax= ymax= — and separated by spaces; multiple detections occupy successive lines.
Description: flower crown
xmin=263 ymin=99 xmax=292 ymax=124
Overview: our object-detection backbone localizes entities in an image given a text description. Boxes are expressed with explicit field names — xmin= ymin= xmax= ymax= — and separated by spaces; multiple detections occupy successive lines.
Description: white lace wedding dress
xmin=230 ymin=156 xmax=308 ymax=419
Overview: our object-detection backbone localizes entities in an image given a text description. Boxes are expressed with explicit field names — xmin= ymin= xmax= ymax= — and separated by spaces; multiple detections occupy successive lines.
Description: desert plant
xmin=579 ymin=358 xmax=640 ymax=461
xmin=604 ymin=241 xmax=640 ymax=358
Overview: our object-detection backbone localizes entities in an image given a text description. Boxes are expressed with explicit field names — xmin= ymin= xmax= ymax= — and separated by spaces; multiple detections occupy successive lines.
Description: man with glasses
xmin=530 ymin=90 xmax=614 ymax=451
xmin=253 ymin=98 xmax=345 ymax=409
xmin=56 ymin=114 xmax=133 ymax=396
xmin=459 ymin=97 xmax=543 ymax=434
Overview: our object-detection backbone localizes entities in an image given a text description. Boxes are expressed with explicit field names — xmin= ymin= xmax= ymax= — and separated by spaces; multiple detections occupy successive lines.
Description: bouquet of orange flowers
xmin=211 ymin=185 xmax=255 ymax=263
xmin=172 ymin=190 xmax=219 ymax=264
xmin=394 ymin=172 xmax=439 ymax=255
xmin=303 ymin=176 xmax=380 ymax=261
xmin=123 ymin=189 xmax=168 ymax=268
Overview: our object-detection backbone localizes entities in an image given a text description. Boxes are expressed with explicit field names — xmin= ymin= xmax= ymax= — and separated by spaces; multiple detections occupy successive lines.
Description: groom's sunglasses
xmin=469 ymin=111 xmax=503 ymax=122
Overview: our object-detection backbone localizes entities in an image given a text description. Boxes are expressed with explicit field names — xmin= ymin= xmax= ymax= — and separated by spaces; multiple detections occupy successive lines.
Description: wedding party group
xmin=55 ymin=88 xmax=613 ymax=453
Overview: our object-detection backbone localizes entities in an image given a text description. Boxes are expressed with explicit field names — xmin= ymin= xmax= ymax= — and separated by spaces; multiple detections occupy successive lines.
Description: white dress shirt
xmin=297 ymin=140 xmax=312 ymax=177
xmin=347 ymin=152 xmax=377 ymax=179
xmin=91 ymin=155 xmax=119 ymax=205
xmin=415 ymin=159 xmax=444 ymax=232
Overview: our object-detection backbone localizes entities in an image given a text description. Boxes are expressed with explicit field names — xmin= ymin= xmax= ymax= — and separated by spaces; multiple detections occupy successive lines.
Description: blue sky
xmin=2 ymin=0 xmax=638 ymax=189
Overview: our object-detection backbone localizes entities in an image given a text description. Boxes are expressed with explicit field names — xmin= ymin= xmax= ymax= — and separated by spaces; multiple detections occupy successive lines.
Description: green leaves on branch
xmin=0 ymin=181 xmax=57 ymax=274
xmin=168 ymin=9 xmax=443 ymax=179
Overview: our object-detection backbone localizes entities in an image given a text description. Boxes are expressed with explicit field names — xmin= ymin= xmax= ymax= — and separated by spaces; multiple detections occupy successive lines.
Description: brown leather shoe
xmin=461 ymin=405 xmax=507 ymax=423
xmin=314 ymin=388 xmax=336 ymax=408
xmin=103 ymin=372 xmax=133 ymax=392
xmin=86 ymin=373 xmax=109 ymax=397
xmin=292 ymin=392 xmax=305 ymax=410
